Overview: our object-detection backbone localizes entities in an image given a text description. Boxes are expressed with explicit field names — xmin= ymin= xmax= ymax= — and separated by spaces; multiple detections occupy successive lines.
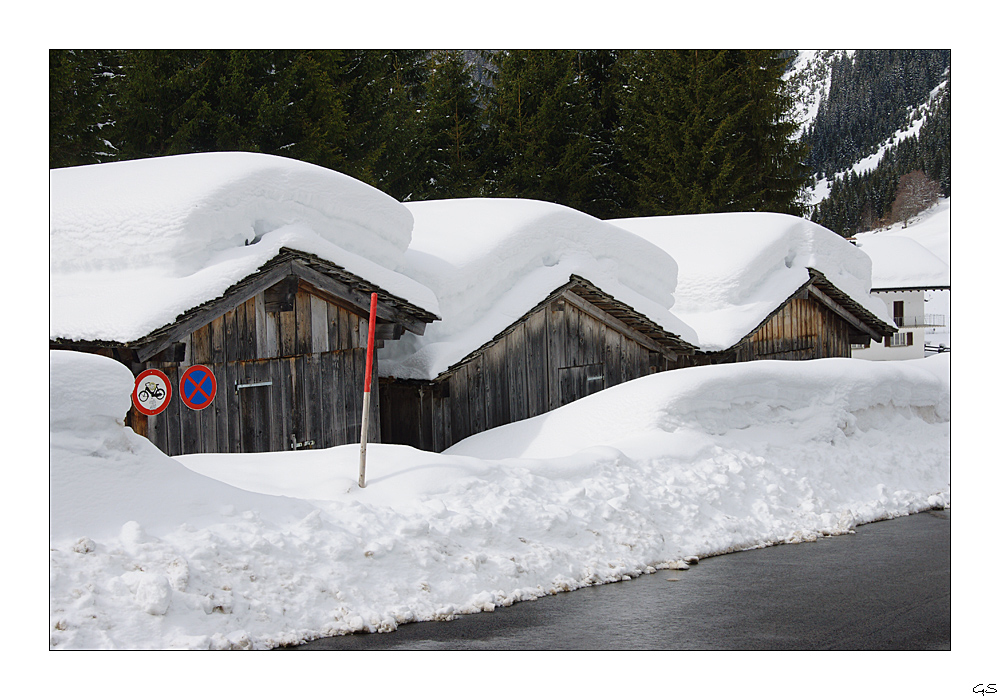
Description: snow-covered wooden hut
xmin=50 ymin=153 xmax=439 ymax=456
xmin=610 ymin=212 xmax=896 ymax=366
xmin=377 ymin=198 xmax=697 ymax=452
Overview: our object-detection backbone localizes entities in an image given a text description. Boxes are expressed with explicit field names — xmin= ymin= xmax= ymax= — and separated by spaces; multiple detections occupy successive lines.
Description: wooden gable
xmin=674 ymin=269 xmax=896 ymax=367
xmin=379 ymin=275 xmax=696 ymax=452
xmin=50 ymin=247 xmax=438 ymax=456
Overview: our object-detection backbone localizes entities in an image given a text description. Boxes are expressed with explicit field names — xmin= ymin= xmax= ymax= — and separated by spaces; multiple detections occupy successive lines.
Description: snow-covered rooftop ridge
xmin=854 ymin=235 xmax=950 ymax=290
xmin=49 ymin=153 xmax=440 ymax=342
xmin=51 ymin=152 xmax=412 ymax=275
xmin=379 ymin=198 xmax=698 ymax=380
xmin=610 ymin=212 xmax=893 ymax=352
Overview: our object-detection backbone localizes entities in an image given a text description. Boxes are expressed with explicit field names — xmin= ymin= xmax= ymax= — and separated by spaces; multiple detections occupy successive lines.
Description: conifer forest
xmin=50 ymin=49 xmax=950 ymax=236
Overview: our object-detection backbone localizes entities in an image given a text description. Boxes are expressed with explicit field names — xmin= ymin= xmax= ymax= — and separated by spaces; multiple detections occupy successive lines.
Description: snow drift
xmin=854 ymin=197 xmax=951 ymax=269
xmin=50 ymin=152 xmax=439 ymax=343
xmin=379 ymin=198 xmax=697 ymax=380
xmin=49 ymin=350 xmax=314 ymax=542
xmin=50 ymin=350 xmax=949 ymax=649
xmin=854 ymin=235 xmax=949 ymax=290
xmin=611 ymin=212 xmax=893 ymax=351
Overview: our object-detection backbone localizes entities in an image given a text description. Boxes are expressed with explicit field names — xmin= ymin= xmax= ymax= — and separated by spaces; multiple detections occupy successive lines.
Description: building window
xmin=893 ymin=300 xmax=905 ymax=327
xmin=886 ymin=331 xmax=914 ymax=347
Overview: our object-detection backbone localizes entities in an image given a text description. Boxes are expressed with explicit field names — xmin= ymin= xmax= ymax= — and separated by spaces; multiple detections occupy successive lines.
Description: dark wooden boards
xmin=380 ymin=289 xmax=671 ymax=453
xmin=136 ymin=286 xmax=378 ymax=456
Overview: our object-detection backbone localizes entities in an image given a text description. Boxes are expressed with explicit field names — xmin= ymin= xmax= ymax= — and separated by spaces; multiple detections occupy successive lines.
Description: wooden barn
xmin=52 ymin=248 xmax=438 ymax=455
xmin=610 ymin=212 xmax=897 ymax=368
xmin=375 ymin=198 xmax=699 ymax=453
xmin=50 ymin=152 xmax=440 ymax=457
xmin=672 ymin=268 xmax=895 ymax=367
xmin=380 ymin=274 xmax=695 ymax=452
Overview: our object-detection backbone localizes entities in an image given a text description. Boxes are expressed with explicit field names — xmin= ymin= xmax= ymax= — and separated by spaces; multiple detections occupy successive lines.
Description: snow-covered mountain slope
xmin=785 ymin=50 xmax=950 ymax=208
xmin=785 ymin=49 xmax=852 ymax=139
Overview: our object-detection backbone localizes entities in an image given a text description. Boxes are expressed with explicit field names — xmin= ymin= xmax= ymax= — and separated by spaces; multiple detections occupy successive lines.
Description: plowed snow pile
xmin=50 ymin=350 xmax=949 ymax=649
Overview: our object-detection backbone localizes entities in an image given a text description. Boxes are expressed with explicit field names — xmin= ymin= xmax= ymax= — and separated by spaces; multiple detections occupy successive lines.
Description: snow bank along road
xmin=49 ymin=350 xmax=949 ymax=650
xmin=288 ymin=509 xmax=950 ymax=650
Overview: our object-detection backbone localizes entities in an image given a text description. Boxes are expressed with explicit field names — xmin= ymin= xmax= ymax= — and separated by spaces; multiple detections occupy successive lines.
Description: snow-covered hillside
xmin=50 ymin=349 xmax=949 ymax=650
xmin=785 ymin=49 xmax=853 ymax=139
xmin=785 ymin=50 xmax=949 ymax=209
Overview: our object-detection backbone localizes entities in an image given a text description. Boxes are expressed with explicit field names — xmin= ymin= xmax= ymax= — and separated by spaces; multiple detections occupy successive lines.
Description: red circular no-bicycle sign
xmin=132 ymin=369 xmax=172 ymax=416
xmin=179 ymin=365 xmax=217 ymax=411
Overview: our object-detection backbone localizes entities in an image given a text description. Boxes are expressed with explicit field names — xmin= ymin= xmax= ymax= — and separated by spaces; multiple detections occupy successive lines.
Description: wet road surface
xmin=282 ymin=509 xmax=950 ymax=651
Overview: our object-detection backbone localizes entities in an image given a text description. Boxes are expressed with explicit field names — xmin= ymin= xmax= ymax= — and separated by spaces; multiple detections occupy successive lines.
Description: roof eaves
xmin=871 ymin=285 xmax=951 ymax=292
xmin=60 ymin=248 xmax=440 ymax=363
xmin=434 ymin=275 xmax=696 ymax=381
xmin=806 ymin=268 xmax=897 ymax=339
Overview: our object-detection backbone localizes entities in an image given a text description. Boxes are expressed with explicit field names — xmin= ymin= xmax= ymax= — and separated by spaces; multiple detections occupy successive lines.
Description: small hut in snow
xmin=610 ymin=212 xmax=896 ymax=366
xmin=50 ymin=152 xmax=439 ymax=456
xmin=378 ymin=198 xmax=697 ymax=452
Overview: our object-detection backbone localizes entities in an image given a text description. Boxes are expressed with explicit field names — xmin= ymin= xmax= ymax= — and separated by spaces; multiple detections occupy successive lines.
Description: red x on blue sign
xmin=180 ymin=365 xmax=217 ymax=411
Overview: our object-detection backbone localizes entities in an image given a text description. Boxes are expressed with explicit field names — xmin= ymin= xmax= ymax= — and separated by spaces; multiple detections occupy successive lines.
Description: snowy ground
xmin=50 ymin=348 xmax=950 ymax=653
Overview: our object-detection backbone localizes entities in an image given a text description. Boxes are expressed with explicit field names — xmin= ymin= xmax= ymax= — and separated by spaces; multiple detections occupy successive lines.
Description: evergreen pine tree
xmin=111 ymin=50 xmax=351 ymax=171
xmin=482 ymin=50 xmax=603 ymax=215
xmin=619 ymin=49 xmax=806 ymax=217
xmin=113 ymin=50 xmax=217 ymax=159
xmin=49 ymin=49 xmax=120 ymax=168
xmin=336 ymin=50 xmax=430 ymax=196
xmin=731 ymin=50 xmax=810 ymax=215
xmin=414 ymin=50 xmax=486 ymax=200
xmin=575 ymin=49 xmax=630 ymax=218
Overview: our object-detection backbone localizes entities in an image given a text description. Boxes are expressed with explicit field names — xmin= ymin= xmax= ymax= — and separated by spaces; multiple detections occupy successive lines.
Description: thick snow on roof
xmin=50 ymin=152 xmax=438 ymax=342
xmin=610 ymin=212 xmax=893 ymax=352
xmin=379 ymin=198 xmax=697 ymax=380
xmin=854 ymin=235 xmax=950 ymax=290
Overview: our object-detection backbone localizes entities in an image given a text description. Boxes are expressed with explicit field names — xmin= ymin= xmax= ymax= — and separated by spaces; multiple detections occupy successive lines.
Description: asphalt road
xmin=283 ymin=509 xmax=950 ymax=651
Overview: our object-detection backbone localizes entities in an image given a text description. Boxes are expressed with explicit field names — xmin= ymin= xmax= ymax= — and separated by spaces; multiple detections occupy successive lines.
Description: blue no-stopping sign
xmin=179 ymin=365 xmax=217 ymax=411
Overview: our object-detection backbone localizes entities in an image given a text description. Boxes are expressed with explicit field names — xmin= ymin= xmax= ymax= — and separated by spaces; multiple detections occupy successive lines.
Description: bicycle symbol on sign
xmin=137 ymin=381 xmax=166 ymax=403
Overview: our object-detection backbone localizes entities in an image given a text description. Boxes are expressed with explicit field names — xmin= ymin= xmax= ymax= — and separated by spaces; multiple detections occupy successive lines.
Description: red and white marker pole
xmin=359 ymin=292 xmax=378 ymax=488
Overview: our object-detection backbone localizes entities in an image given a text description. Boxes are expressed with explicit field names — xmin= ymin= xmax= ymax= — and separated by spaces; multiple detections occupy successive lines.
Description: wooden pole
xmin=359 ymin=292 xmax=378 ymax=488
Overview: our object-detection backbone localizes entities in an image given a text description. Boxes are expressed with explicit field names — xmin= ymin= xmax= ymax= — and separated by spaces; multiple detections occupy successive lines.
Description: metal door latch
xmin=290 ymin=434 xmax=315 ymax=450
xmin=235 ymin=380 xmax=272 ymax=395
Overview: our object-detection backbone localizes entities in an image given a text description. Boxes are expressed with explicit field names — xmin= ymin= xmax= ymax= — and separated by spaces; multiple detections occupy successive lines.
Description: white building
xmin=851 ymin=235 xmax=950 ymax=360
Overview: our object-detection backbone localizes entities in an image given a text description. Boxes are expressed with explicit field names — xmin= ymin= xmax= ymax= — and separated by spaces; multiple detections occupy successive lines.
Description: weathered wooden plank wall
xmin=139 ymin=287 xmax=378 ymax=456
xmin=676 ymin=296 xmax=854 ymax=368
xmin=381 ymin=293 xmax=666 ymax=452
